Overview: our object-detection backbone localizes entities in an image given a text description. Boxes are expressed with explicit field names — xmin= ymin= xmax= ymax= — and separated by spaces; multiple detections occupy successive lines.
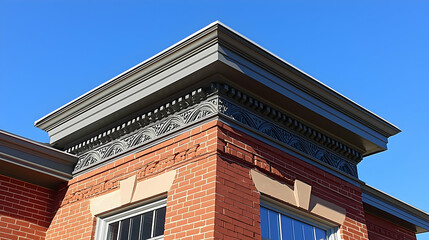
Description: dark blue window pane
xmin=139 ymin=211 xmax=153 ymax=240
xmin=107 ymin=222 xmax=119 ymax=240
xmin=154 ymin=207 xmax=166 ymax=237
xmin=130 ymin=215 xmax=141 ymax=240
xmin=302 ymin=224 xmax=314 ymax=240
xmin=119 ymin=219 xmax=130 ymax=240
xmin=261 ymin=206 xmax=329 ymax=240
xmin=280 ymin=215 xmax=294 ymax=240
xmin=268 ymin=209 xmax=281 ymax=240
xmin=293 ymin=220 xmax=304 ymax=240
xmin=315 ymin=228 xmax=327 ymax=240
xmin=261 ymin=207 xmax=270 ymax=240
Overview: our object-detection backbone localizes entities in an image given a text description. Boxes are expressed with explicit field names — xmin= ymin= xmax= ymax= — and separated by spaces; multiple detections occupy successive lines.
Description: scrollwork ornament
xmin=73 ymin=97 xmax=218 ymax=173
xmin=72 ymin=85 xmax=359 ymax=178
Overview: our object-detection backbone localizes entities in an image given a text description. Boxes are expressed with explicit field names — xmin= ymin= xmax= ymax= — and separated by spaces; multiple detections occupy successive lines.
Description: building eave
xmin=34 ymin=21 xmax=222 ymax=132
xmin=362 ymin=184 xmax=429 ymax=233
xmin=34 ymin=21 xmax=399 ymax=157
xmin=216 ymin=22 xmax=400 ymax=139
xmin=0 ymin=130 xmax=78 ymax=188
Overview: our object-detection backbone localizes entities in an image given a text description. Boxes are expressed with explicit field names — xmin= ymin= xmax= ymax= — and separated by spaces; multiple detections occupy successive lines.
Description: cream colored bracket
xmin=251 ymin=170 xmax=346 ymax=224
xmin=90 ymin=170 xmax=176 ymax=216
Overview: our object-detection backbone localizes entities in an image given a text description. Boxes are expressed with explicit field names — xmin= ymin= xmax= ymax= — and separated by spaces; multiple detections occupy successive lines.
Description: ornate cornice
xmin=70 ymin=88 xmax=215 ymax=173
xmin=70 ymin=83 xmax=362 ymax=177
xmin=212 ymin=84 xmax=359 ymax=177
xmin=34 ymin=23 xmax=220 ymax=132
xmin=217 ymin=97 xmax=358 ymax=177
xmin=211 ymin=83 xmax=362 ymax=162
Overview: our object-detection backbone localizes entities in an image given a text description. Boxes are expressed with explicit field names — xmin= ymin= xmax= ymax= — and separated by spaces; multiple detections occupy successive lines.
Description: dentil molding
xmin=69 ymin=83 xmax=361 ymax=177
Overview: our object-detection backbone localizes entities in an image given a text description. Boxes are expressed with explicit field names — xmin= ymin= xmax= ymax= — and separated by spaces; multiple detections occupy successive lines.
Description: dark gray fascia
xmin=33 ymin=21 xmax=400 ymax=157
xmin=68 ymin=83 xmax=362 ymax=179
xmin=215 ymin=23 xmax=400 ymax=138
xmin=362 ymin=184 xmax=429 ymax=233
xmin=0 ymin=130 xmax=78 ymax=188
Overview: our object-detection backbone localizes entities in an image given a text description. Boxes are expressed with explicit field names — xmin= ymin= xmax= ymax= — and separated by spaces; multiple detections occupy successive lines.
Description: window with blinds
xmin=107 ymin=206 xmax=166 ymax=240
xmin=260 ymin=204 xmax=338 ymax=240
xmin=95 ymin=199 xmax=166 ymax=240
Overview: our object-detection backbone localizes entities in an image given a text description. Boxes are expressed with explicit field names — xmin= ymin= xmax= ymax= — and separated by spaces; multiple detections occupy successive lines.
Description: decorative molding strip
xmin=217 ymin=96 xmax=358 ymax=177
xmin=69 ymin=83 xmax=361 ymax=177
xmin=63 ymin=145 xmax=201 ymax=207
xmin=72 ymin=94 xmax=217 ymax=173
xmin=211 ymin=83 xmax=362 ymax=163
xmin=67 ymin=88 xmax=207 ymax=155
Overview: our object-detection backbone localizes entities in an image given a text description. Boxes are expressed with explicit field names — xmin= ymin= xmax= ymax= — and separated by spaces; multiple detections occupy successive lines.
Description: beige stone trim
xmin=294 ymin=179 xmax=312 ymax=210
xmin=132 ymin=171 xmax=175 ymax=202
xmin=120 ymin=175 xmax=137 ymax=205
xmin=90 ymin=170 xmax=176 ymax=216
xmin=251 ymin=169 xmax=296 ymax=206
xmin=250 ymin=170 xmax=346 ymax=225
xmin=90 ymin=189 xmax=122 ymax=216
xmin=309 ymin=196 xmax=346 ymax=224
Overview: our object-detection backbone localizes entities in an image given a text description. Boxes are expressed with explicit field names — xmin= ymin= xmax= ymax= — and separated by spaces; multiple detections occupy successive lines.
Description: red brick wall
xmin=365 ymin=212 xmax=417 ymax=240
xmin=0 ymin=175 xmax=55 ymax=240
xmin=214 ymin=155 xmax=260 ymax=239
xmin=163 ymin=121 xmax=260 ymax=240
xmin=163 ymin=154 xmax=217 ymax=239
xmin=216 ymin=122 xmax=370 ymax=240
xmin=45 ymin=120 xmax=221 ymax=240
xmin=40 ymin=119 xmax=418 ymax=240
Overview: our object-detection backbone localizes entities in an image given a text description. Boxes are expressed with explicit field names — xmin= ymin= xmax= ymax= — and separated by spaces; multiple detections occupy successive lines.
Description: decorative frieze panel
xmin=72 ymin=93 xmax=217 ymax=173
xmin=70 ymin=83 xmax=361 ymax=177
xmin=217 ymin=97 xmax=358 ymax=177
xmin=211 ymin=83 xmax=362 ymax=163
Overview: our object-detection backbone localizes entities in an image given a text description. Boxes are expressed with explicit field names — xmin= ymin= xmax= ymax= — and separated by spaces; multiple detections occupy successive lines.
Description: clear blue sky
xmin=1 ymin=1 xmax=428 ymax=238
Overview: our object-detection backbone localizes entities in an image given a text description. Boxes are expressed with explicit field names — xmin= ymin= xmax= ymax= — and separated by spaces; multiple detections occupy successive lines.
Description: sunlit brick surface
xmin=0 ymin=175 xmax=56 ymax=240
xmin=3 ymin=120 xmax=415 ymax=239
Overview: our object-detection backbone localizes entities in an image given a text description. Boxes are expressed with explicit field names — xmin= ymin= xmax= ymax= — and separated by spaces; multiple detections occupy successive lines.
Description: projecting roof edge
xmin=215 ymin=23 xmax=400 ymax=138
xmin=34 ymin=21 xmax=400 ymax=140
xmin=34 ymin=21 xmax=221 ymax=130
xmin=0 ymin=152 xmax=72 ymax=181
xmin=0 ymin=130 xmax=77 ymax=162
xmin=362 ymin=184 xmax=429 ymax=233
xmin=0 ymin=130 xmax=77 ymax=180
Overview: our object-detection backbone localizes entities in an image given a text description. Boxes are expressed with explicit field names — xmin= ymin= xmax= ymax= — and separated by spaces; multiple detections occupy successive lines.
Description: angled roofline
xmin=0 ymin=130 xmax=78 ymax=187
xmin=362 ymin=184 xmax=429 ymax=233
xmin=216 ymin=22 xmax=400 ymax=138
xmin=0 ymin=130 xmax=77 ymax=162
xmin=34 ymin=21 xmax=400 ymax=139
xmin=34 ymin=21 xmax=221 ymax=129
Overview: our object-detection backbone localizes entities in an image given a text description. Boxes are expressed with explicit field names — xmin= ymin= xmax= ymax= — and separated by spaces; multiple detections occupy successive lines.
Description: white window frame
xmin=261 ymin=197 xmax=340 ymax=240
xmin=94 ymin=198 xmax=167 ymax=240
